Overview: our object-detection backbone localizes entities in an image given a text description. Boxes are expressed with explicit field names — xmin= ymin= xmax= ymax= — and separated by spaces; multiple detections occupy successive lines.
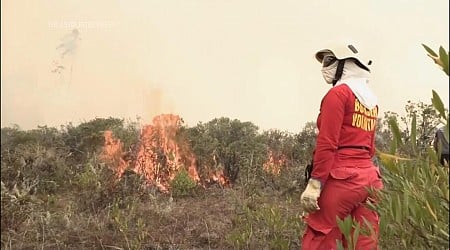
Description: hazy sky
xmin=1 ymin=0 xmax=449 ymax=132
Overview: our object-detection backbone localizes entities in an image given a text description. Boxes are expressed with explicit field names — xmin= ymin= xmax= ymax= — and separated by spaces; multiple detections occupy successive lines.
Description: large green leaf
xmin=389 ymin=137 xmax=397 ymax=155
xmin=388 ymin=117 xmax=403 ymax=147
xmin=438 ymin=46 xmax=449 ymax=76
xmin=422 ymin=44 xmax=438 ymax=57
xmin=431 ymin=90 xmax=446 ymax=119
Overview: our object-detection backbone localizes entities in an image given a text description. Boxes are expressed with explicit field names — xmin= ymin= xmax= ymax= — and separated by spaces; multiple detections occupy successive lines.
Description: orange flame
xmin=204 ymin=153 xmax=230 ymax=187
xmin=208 ymin=169 xmax=230 ymax=187
xmin=132 ymin=114 xmax=200 ymax=192
xmin=101 ymin=114 xmax=203 ymax=193
xmin=100 ymin=130 xmax=128 ymax=177
xmin=263 ymin=150 xmax=286 ymax=176
xmin=100 ymin=114 xmax=236 ymax=192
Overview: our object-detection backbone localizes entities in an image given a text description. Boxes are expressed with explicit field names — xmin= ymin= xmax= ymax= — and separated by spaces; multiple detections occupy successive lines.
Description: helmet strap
xmin=354 ymin=60 xmax=370 ymax=72
xmin=332 ymin=60 xmax=345 ymax=86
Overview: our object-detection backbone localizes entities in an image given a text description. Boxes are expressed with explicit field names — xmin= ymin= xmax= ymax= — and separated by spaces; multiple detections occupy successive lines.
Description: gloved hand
xmin=300 ymin=178 xmax=322 ymax=213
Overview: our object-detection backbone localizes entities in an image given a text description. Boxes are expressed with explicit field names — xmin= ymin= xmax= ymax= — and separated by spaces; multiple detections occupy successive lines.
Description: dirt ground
xmin=138 ymin=185 xmax=304 ymax=250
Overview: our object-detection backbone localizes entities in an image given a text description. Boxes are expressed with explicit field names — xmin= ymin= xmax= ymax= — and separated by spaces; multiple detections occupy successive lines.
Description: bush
xmin=61 ymin=117 xmax=139 ymax=164
xmin=1 ymin=143 xmax=72 ymax=195
xmin=377 ymin=156 xmax=449 ymax=248
xmin=170 ymin=169 xmax=197 ymax=198
xmin=375 ymin=44 xmax=449 ymax=249
xmin=1 ymin=180 xmax=43 ymax=233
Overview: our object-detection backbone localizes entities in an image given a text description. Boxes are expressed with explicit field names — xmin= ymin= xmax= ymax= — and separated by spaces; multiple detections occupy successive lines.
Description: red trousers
xmin=301 ymin=165 xmax=383 ymax=250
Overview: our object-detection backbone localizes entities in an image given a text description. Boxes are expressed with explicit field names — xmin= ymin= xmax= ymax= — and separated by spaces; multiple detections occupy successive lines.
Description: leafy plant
xmin=374 ymin=44 xmax=449 ymax=249
xmin=422 ymin=44 xmax=449 ymax=76
xmin=170 ymin=169 xmax=197 ymax=198
xmin=336 ymin=216 xmax=361 ymax=250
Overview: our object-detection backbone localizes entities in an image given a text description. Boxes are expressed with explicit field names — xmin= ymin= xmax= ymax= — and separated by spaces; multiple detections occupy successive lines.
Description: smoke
xmin=51 ymin=29 xmax=81 ymax=84
xmin=56 ymin=28 xmax=81 ymax=58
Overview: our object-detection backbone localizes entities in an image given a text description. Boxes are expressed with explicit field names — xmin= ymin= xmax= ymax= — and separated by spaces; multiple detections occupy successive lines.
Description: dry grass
xmin=1 ymin=180 xmax=305 ymax=249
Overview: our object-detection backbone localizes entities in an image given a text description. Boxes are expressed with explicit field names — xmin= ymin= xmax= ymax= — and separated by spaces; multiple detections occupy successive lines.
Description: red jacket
xmin=311 ymin=84 xmax=378 ymax=185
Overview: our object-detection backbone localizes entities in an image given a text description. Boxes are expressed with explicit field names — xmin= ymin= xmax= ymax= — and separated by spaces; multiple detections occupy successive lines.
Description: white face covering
xmin=319 ymin=59 xmax=377 ymax=109
xmin=335 ymin=60 xmax=378 ymax=109
xmin=321 ymin=61 xmax=338 ymax=85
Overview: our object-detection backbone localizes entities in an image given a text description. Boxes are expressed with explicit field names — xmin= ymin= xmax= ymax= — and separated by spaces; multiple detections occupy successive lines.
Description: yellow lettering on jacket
xmin=352 ymin=99 xmax=378 ymax=131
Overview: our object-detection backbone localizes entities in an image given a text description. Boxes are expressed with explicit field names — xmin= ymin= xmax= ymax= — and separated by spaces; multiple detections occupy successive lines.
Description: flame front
xmin=100 ymin=114 xmax=200 ymax=193
xmin=209 ymin=169 xmax=229 ymax=186
xmin=132 ymin=114 xmax=200 ymax=192
xmin=102 ymin=114 xmax=260 ymax=192
xmin=211 ymin=154 xmax=230 ymax=186
xmin=263 ymin=150 xmax=286 ymax=176
xmin=100 ymin=130 xmax=128 ymax=177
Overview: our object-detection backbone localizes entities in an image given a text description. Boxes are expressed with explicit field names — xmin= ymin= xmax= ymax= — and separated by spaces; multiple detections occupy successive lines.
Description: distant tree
xmin=261 ymin=129 xmax=298 ymax=167
xmin=185 ymin=117 xmax=266 ymax=184
xmin=294 ymin=121 xmax=317 ymax=163
xmin=380 ymin=101 xmax=443 ymax=157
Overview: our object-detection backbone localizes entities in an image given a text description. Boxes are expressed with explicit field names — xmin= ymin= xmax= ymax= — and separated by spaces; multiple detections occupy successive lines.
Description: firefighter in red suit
xmin=300 ymin=44 xmax=383 ymax=250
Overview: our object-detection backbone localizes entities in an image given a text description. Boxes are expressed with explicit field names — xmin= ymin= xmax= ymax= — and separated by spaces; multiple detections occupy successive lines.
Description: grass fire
xmin=1 ymin=107 xmax=448 ymax=248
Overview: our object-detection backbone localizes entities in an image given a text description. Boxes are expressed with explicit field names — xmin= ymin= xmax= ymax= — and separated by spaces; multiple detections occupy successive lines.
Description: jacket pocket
xmin=329 ymin=167 xmax=357 ymax=180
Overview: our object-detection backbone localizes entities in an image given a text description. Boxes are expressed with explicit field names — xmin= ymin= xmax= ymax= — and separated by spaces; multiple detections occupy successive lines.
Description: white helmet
xmin=315 ymin=44 xmax=372 ymax=72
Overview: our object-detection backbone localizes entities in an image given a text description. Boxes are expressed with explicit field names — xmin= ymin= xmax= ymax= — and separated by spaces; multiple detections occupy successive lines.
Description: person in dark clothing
xmin=433 ymin=126 xmax=449 ymax=166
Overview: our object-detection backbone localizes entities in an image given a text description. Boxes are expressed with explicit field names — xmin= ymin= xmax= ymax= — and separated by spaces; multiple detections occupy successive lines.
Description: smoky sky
xmin=1 ymin=0 xmax=449 ymax=132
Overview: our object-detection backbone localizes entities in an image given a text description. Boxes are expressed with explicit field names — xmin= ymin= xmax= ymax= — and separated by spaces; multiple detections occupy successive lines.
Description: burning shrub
xmin=185 ymin=117 xmax=267 ymax=185
xmin=61 ymin=117 xmax=139 ymax=164
xmin=263 ymin=150 xmax=286 ymax=176
xmin=100 ymin=114 xmax=202 ymax=193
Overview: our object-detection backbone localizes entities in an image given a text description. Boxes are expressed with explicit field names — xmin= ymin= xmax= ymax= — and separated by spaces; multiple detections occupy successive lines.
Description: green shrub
xmin=1 ymin=144 xmax=72 ymax=195
xmin=1 ymin=180 xmax=43 ymax=233
xmin=74 ymin=161 xmax=151 ymax=213
xmin=61 ymin=117 xmax=139 ymax=164
xmin=170 ymin=169 xmax=197 ymax=198
xmin=377 ymin=157 xmax=449 ymax=248
xmin=373 ymin=44 xmax=449 ymax=249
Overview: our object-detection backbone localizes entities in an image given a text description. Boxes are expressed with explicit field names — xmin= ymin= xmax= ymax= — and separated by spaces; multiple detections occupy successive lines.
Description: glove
xmin=300 ymin=178 xmax=322 ymax=213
